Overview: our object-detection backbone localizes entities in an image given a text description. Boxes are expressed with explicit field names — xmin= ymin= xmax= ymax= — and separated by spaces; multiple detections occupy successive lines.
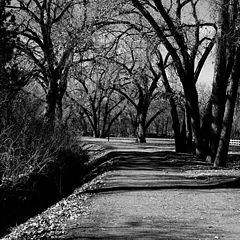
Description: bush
xmin=0 ymin=118 xmax=84 ymax=184
xmin=0 ymin=118 xmax=89 ymax=237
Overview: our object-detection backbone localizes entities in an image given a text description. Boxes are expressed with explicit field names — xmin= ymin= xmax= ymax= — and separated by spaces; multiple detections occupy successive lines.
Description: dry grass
xmin=0 ymin=119 xmax=84 ymax=187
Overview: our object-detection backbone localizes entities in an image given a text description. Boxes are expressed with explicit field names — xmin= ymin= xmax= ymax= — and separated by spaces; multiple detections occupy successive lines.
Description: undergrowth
xmin=0 ymin=119 xmax=85 ymax=187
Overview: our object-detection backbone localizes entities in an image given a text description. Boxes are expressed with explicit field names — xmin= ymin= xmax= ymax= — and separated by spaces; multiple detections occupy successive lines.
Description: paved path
xmin=3 ymin=140 xmax=240 ymax=240
xmin=64 ymin=189 xmax=240 ymax=239
xmin=61 ymin=146 xmax=240 ymax=240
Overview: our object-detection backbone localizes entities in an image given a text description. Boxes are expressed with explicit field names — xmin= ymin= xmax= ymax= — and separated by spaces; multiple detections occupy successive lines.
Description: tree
xmin=204 ymin=0 xmax=240 ymax=166
xmin=156 ymin=50 xmax=185 ymax=151
xmin=110 ymin=35 xmax=166 ymax=143
xmin=70 ymin=60 xmax=125 ymax=138
xmin=116 ymin=69 xmax=165 ymax=143
xmin=11 ymin=0 xmax=92 ymax=127
xmin=130 ymin=0 xmax=216 ymax=155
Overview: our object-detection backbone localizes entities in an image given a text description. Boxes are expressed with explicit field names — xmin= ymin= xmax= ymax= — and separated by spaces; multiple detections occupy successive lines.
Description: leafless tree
xmin=203 ymin=0 xmax=240 ymax=166
xmin=128 ymin=0 xmax=216 ymax=155
xmin=11 ymin=0 xmax=92 ymax=127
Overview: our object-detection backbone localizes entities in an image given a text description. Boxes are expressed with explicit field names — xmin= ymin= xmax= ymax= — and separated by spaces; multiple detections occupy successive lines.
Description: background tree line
xmin=1 ymin=0 xmax=240 ymax=168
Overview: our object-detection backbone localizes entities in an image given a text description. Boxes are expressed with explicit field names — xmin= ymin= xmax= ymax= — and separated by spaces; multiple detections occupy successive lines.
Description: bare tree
xmin=113 ymin=41 xmax=166 ymax=143
xmin=69 ymin=60 xmax=125 ymax=138
xmin=204 ymin=0 xmax=240 ymax=166
xmin=11 ymin=0 xmax=92 ymax=127
xmin=129 ymin=0 xmax=216 ymax=155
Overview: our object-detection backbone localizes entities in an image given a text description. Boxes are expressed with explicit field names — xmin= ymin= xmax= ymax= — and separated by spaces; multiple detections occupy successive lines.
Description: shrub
xmin=0 ymin=118 xmax=86 ymax=185
xmin=0 ymin=117 xmax=89 ymax=237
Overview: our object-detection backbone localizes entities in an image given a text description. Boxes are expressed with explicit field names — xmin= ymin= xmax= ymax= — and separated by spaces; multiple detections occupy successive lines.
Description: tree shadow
xmin=84 ymin=151 xmax=240 ymax=193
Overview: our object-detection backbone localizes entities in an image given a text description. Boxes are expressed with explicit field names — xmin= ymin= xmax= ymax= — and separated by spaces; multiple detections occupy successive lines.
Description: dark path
xmin=2 ymin=144 xmax=240 ymax=240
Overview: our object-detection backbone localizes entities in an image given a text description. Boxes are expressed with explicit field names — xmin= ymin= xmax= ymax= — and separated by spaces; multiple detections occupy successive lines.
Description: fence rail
xmin=230 ymin=139 xmax=240 ymax=146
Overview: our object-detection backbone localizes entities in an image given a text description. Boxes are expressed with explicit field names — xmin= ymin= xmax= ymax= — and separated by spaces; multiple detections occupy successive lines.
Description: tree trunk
xmin=180 ymin=114 xmax=187 ymax=153
xmin=136 ymin=112 xmax=147 ymax=143
xmin=183 ymin=81 xmax=203 ymax=157
xmin=45 ymin=80 xmax=58 ymax=127
xmin=170 ymin=98 xmax=183 ymax=152
xmin=56 ymin=100 xmax=63 ymax=122
xmin=207 ymin=0 xmax=230 ymax=163
xmin=93 ymin=129 xmax=100 ymax=138
xmin=177 ymin=105 xmax=193 ymax=154
xmin=214 ymin=46 xmax=240 ymax=167
xmin=136 ymin=122 xmax=146 ymax=143
xmin=185 ymin=104 xmax=193 ymax=152
xmin=201 ymin=100 xmax=212 ymax=159
xmin=56 ymin=77 xmax=67 ymax=123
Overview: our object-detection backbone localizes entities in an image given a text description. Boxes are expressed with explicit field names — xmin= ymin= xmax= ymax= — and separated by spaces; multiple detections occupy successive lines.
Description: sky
xmin=197 ymin=0 xmax=216 ymax=86
xmin=198 ymin=55 xmax=214 ymax=85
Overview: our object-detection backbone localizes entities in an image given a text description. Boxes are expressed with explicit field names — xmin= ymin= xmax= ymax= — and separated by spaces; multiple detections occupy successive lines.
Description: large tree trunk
xmin=180 ymin=114 xmax=187 ymax=152
xmin=201 ymin=100 xmax=212 ymax=159
xmin=207 ymin=0 xmax=230 ymax=163
xmin=136 ymin=111 xmax=147 ymax=143
xmin=56 ymin=75 xmax=68 ymax=123
xmin=204 ymin=0 xmax=239 ymax=166
xmin=169 ymin=97 xmax=182 ymax=152
xmin=45 ymin=79 xmax=58 ymax=127
xmin=214 ymin=46 xmax=240 ymax=167
xmin=184 ymin=104 xmax=193 ymax=152
xmin=177 ymin=105 xmax=193 ymax=154
xmin=93 ymin=129 xmax=100 ymax=138
xmin=183 ymin=81 xmax=203 ymax=157
xmin=136 ymin=122 xmax=146 ymax=143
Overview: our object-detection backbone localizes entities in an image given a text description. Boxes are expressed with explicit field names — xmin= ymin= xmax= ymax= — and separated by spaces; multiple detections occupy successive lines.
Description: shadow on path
xmin=84 ymin=151 xmax=240 ymax=193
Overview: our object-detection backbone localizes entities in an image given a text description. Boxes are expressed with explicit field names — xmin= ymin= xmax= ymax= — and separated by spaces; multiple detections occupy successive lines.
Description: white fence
xmin=230 ymin=139 xmax=240 ymax=146
xmin=148 ymin=138 xmax=240 ymax=147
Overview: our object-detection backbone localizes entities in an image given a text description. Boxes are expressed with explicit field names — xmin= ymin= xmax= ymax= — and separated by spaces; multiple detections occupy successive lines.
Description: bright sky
xmin=197 ymin=0 xmax=216 ymax=86
xmin=198 ymin=55 xmax=214 ymax=85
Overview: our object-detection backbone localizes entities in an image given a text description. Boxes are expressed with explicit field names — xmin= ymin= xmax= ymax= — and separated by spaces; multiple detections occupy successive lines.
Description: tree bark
xmin=184 ymin=104 xmax=193 ymax=152
xmin=201 ymin=100 xmax=212 ymax=159
xmin=45 ymin=79 xmax=58 ymax=127
xmin=214 ymin=45 xmax=240 ymax=167
xmin=136 ymin=111 xmax=147 ymax=143
xmin=183 ymin=80 xmax=203 ymax=157
xmin=207 ymin=0 xmax=230 ymax=162
xmin=170 ymin=98 xmax=182 ymax=152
